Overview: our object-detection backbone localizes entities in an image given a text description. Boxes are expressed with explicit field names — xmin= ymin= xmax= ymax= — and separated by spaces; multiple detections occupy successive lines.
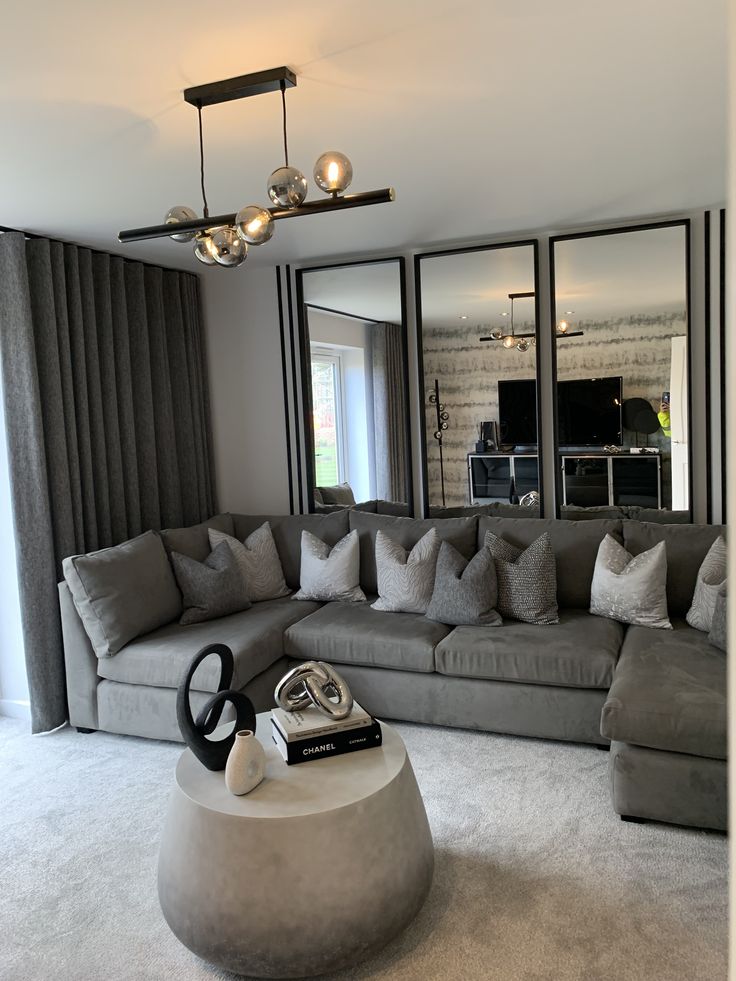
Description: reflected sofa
xmin=60 ymin=510 xmax=726 ymax=830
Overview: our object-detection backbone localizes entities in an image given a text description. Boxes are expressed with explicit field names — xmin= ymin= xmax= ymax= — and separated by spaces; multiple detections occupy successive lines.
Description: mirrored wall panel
xmin=416 ymin=243 xmax=539 ymax=514
xmin=551 ymin=222 xmax=689 ymax=516
xmin=297 ymin=258 xmax=412 ymax=513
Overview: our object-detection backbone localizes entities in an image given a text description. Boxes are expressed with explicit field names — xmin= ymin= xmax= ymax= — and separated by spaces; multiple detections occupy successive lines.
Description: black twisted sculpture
xmin=176 ymin=643 xmax=256 ymax=771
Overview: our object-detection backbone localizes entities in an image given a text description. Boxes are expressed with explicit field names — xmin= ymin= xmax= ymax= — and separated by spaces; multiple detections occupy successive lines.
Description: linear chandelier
xmin=118 ymin=67 xmax=395 ymax=268
xmin=479 ymin=291 xmax=584 ymax=352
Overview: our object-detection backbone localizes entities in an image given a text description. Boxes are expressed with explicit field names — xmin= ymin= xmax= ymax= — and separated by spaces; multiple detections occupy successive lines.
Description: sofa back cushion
xmin=62 ymin=530 xmax=182 ymax=658
xmin=349 ymin=511 xmax=478 ymax=595
xmin=478 ymin=516 xmax=623 ymax=609
xmin=622 ymin=520 xmax=727 ymax=617
xmin=159 ymin=513 xmax=234 ymax=562
xmin=231 ymin=511 xmax=350 ymax=590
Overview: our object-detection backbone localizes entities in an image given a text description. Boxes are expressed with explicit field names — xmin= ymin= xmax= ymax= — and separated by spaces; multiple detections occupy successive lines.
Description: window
xmin=310 ymin=351 xmax=345 ymax=487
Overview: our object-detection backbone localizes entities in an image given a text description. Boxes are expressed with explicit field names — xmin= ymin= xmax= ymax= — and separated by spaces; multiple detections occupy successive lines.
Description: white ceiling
xmin=0 ymin=1 xmax=726 ymax=273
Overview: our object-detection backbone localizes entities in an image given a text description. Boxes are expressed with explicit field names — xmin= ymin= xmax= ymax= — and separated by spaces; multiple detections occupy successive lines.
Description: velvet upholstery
xmin=435 ymin=611 xmax=624 ymax=689
xmin=285 ymin=601 xmax=450 ymax=673
xmin=97 ymin=598 xmax=321 ymax=692
xmin=600 ymin=620 xmax=726 ymax=759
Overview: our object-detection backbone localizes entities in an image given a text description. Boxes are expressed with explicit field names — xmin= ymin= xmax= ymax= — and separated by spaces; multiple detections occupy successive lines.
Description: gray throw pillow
xmin=318 ymin=482 xmax=356 ymax=506
xmin=171 ymin=542 xmax=251 ymax=625
xmin=590 ymin=534 xmax=671 ymax=630
xmin=293 ymin=530 xmax=366 ymax=603
xmin=484 ymin=531 xmax=559 ymax=625
xmin=426 ymin=541 xmax=502 ymax=627
xmin=687 ymin=535 xmax=727 ymax=632
xmin=63 ymin=530 xmax=182 ymax=658
xmin=372 ymin=528 xmax=440 ymax=614
xmin=709 ymin=582 xmax=727 ymax=652
xmin=209 ymin=523 xmax=289 ymax=603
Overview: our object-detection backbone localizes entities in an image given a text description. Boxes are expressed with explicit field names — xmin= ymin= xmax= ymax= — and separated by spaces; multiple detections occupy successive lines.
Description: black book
xmin=272 ymin=719 xmax=383 ymax=765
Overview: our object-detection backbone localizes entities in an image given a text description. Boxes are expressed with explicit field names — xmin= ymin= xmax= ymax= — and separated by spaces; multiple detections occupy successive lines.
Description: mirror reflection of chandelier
xmin=479 ymin=292 xmax=584 ymax=353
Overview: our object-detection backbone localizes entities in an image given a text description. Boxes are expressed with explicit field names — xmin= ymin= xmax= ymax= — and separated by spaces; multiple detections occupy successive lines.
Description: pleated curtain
xmin=370 ymin=322 xmax=408 ymax=503
xmin=0 ymin=231 xmax=216 ymax=733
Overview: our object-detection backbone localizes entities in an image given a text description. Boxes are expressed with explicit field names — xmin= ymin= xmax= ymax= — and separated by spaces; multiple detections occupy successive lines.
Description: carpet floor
xmin=0 ymin=716 xmax=727 ymax=981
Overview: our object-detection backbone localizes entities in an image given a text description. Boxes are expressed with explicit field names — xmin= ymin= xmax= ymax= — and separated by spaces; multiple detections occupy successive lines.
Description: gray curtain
xmin=370 ymin=322 xmax=408 ymax=502
xmin=0 ymin=231 xmax=216 ymax=733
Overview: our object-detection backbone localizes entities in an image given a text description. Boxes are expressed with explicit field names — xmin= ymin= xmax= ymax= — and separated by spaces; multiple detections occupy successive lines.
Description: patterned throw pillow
xmin=209 ymin=523 xmax=289 ymax=603
xmin=590 ymin=534 xmax=671 ymax=630
xmin=372 ymin=528 xmax=440 ymax=614
xmin=171 ymin=542 xmax=250 ymax=625
xmin=426 ymin=541 xmax=502 ymax=626
xmin=484 ymin=531 xmax=558 ymax=625
xmin=709 ymin=582 xmax=727 ymax=652
xmin=687 ymin=535 xmax=727 ymax=632
xmin=293 ymin=530 xmax=366 ymax=603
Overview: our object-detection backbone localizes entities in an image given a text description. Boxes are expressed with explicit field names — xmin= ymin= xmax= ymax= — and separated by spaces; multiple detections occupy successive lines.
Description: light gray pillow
xmin=372 ymin=528 xmax=440 ymax=614
xmin=484 ymin=531 xmax=558 ymax=625
xmin=426 ymin=541 xmax=502 ymax=627
xmin=171 ymin=542 xmax=251 ymax=625
xmin=63 ymin=530 xmax=182 ymax=658
xmin=293 ymin=530 xmax=366 ymax=603
xmin=209 ymin=523 xmax=289 ymax=603
xmin=708 ymin=582 xmax=727 ymax=652
xmin=687 ymin=535 xmax=727 ymax=632
xmin=590 ymin=534 xmax=671 ymax=630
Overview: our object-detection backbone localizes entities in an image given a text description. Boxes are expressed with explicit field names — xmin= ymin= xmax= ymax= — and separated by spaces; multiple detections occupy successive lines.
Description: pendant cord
xmin=197 ymin=105 xmax=209 ymax=219
xmin=280 ymin=80 xmax=289 ymax=167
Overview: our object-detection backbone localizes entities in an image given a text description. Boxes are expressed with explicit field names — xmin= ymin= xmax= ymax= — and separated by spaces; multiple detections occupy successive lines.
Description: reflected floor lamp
xmin=428 ymin=379 xmax=449 ymax=507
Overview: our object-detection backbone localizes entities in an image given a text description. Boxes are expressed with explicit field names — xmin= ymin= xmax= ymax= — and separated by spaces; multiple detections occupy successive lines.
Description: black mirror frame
xmin=548 ymin=218 xmax=692 ymax=519
xmin=294 ymin=256 xmax=414 ymax=515
xmin=414 ymin=239 xmax=542 ymax=518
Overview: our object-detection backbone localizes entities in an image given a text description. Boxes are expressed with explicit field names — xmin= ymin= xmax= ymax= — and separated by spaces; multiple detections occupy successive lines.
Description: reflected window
xmin=310 ymin=351 xmax=345 ymax=488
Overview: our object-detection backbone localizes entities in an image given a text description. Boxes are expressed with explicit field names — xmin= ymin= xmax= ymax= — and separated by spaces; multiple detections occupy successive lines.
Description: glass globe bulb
xmin=209 ymin=226 xmax=247 ymax=267
xmin=165 ymin=205 xmax=198 ymax=242
xmin=433 ymin=430 xmax=442 ymax=440
xmin=557 ymin=320 xmax=569 ymax=333
xmin=193 ymin=234 xmax=217 ymax=265
xmin=313 ymin=151 xmax=353 ymax=195
xmin=516 ymin=338 xmax=530 ymax=352
xmin=491 ymin=327 xmax=503 ymax=340
xmin=267 ymin=166 xmax=308 ymax=209
xmin=502 ymin=334 xmax=516 ymax=349
xmin=440 ymin=421 xmax=449 ymax=431
xmin=235 ymin=205 xmax=275 ymax=245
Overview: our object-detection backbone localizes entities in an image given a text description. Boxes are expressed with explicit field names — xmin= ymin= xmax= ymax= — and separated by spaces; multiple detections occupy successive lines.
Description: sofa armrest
xmin=59 ymin=581 xmax=99 ymax=729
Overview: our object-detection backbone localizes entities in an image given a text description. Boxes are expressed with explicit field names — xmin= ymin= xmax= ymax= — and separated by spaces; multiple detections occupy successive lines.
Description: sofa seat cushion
xmin=435 ymin=610 xmax=624 ymax=689
xmin=600 ymin=620 xmax=727 ymax=760
xmin=97 ymin=597 xmax=322 ymax=692
xmin=284 ymin=601 xmax=451 ymax=673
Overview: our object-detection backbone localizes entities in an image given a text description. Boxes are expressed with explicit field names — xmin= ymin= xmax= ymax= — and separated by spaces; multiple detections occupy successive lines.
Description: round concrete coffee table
xmin=158 ymin=714 xmax=434 ymax=978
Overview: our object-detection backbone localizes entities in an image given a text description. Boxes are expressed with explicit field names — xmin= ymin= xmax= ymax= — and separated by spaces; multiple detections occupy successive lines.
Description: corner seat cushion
xmin=435 ymin=610 xmax=623 ymax=689
xmin=284 ymin=601 xmax=451 ymax=673
xmin=600 ymin=620 xmax=726 ymax=760
xmin=96 ymin=597 xmax=322 ymax=692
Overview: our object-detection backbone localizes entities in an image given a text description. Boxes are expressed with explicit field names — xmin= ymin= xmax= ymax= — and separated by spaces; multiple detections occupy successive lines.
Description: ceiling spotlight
xmin=565 ymin=310 xmax=574 ymax=315
xmin=118 ymin=67 xmax=395 ymax=267
xmin=501 ymin=312 xmax=509 ymax=317
xmin=460 ymin=315 xmax=468 ymax=320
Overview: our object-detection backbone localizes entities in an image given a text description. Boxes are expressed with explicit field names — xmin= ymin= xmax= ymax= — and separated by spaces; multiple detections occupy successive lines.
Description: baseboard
xmin=0 ymin=698 xmax=31 ymax=721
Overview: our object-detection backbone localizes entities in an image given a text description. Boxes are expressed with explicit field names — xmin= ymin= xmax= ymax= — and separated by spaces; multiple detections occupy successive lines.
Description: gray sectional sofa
xmin=60 ymin=509 xmax=727 ymax=831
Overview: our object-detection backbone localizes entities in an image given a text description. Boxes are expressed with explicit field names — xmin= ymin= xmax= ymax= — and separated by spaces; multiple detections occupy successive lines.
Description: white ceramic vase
xmin=225 ymin=730 xmax=266 ymax=796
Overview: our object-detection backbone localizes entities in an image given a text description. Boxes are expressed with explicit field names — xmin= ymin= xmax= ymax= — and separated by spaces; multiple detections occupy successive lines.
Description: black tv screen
xmin=498 ymin=379 xmax=537 ymax=446
xmin=558 ymin=376 xmax=623 ymax=447
xmin=498 ymin=376 xmax=623 ymax=447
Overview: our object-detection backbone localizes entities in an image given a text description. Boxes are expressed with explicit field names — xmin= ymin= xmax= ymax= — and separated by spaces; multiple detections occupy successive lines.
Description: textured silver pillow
xmin=372 ymin=528 xmax=440 ymax=614
xmin=484 ymin=531 xmax=558 ymax=625
xmin=686 ymin=535 xmax=727 ymax=632
xmin=708 ymin=582 xmax=727 ymax=652
xmin=209 ymin=522 xmax=289 ymax=602
xmin=426 ymin=541 xmax=502 ymax=626
xmin=293 ymin=530 xmax=366 ymax=603
xmin=171 ymin=541 xmax=251 ymax=625
xmin=590 ymin=534 xmax=671 ymax=629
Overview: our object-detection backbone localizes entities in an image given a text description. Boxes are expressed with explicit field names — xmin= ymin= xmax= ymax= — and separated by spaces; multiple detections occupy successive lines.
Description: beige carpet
xmin=0 ymin=716 xmax=727 ymax=981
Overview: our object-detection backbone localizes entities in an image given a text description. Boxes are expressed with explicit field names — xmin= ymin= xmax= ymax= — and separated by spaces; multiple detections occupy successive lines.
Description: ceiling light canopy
xmin=118 ymin=66 xmax=395 ymax=268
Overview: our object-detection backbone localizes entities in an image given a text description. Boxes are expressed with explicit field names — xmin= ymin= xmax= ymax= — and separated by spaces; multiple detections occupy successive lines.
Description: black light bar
xmin=479 ymin=330 xmax=584 ymax=342
xmin=184 ymin=66 xmax=297 ymax=108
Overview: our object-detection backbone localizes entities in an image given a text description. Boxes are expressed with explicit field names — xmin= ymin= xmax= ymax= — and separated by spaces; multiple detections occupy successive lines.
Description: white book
xmin=271 ymin=701 xmax=373 ymax=742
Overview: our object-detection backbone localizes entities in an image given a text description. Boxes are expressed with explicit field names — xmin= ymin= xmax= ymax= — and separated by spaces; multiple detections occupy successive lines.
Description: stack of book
xmin=271 ymin=700 xmax=382 ymax=765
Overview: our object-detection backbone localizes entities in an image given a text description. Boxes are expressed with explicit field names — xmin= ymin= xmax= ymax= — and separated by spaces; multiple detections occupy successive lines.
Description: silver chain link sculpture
xmin=274 ymin=660 xmax=354 ymax=720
